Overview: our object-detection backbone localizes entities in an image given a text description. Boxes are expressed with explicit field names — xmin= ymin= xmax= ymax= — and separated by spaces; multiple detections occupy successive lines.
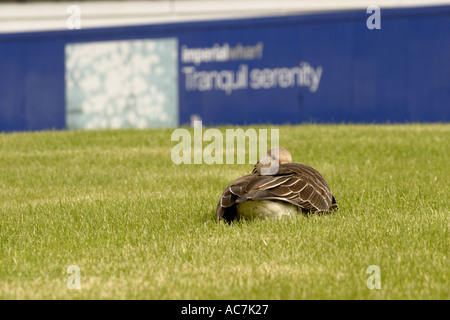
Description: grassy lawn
xmin=0 ymin=124 xmax=448 ymax=299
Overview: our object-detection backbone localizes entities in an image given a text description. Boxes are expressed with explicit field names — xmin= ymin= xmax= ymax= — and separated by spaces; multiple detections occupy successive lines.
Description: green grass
xmin=0 ymin=124 xmax=448 ymax=299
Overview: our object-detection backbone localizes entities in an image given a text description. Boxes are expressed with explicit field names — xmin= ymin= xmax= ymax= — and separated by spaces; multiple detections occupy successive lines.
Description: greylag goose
xmin=216 ymin=147 xmax=338 ymax=222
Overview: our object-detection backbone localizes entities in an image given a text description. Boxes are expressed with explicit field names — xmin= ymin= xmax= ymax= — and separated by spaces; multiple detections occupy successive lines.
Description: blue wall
xmin=0 ymin=5 xmax=449 ymax=131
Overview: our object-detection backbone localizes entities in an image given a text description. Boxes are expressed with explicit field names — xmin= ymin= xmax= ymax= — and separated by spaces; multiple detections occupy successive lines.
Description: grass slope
xmin=0 ymin=124 xmax=448 ymax=299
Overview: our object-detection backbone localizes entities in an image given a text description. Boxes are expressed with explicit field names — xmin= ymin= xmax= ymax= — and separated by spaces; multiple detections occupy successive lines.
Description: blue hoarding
xmin=0 ymin=5 xmax=449 ymax=132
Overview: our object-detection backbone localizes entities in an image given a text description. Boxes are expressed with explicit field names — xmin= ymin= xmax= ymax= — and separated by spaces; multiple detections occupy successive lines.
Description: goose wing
xmin=216 ymin=163 xmax=337 ymax=221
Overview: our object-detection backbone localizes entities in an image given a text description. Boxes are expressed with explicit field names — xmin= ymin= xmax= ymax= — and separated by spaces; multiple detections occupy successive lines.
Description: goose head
xmin=253 ymin=147 xmax=292 ymax=175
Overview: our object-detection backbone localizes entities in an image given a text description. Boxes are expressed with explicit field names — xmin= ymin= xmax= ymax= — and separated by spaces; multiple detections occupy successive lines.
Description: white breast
xmin=237 ymin=200 xmax=300 ymax=220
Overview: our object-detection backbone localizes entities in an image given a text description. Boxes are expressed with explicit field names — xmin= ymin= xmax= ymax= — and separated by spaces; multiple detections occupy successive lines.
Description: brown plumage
xmin=216 ymin=147 xmax=338 ymax=222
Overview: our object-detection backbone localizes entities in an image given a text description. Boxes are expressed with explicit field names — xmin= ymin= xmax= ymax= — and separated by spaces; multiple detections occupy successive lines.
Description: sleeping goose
xmin=216 ymin=147 xmax=338 ymax=222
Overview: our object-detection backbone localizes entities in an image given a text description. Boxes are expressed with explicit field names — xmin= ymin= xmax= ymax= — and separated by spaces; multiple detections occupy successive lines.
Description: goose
xmin=216 ymin=147 xmax=338 ymax=222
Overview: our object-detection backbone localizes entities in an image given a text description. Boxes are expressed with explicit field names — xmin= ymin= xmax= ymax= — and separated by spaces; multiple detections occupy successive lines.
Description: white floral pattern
xmin=65 ymin=38 xmax=178 ymax=129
